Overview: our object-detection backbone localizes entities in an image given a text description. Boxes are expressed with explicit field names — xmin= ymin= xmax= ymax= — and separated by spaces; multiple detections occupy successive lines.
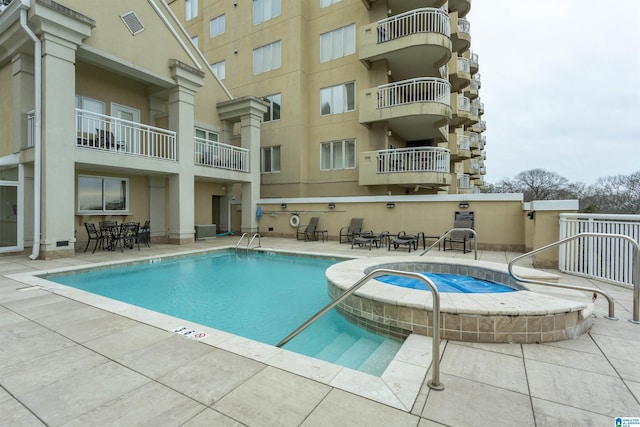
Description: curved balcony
xmin=359 ymin=8 xmax=451 ymax=80
xmin=457 ymin=173 xmax=471 ymax=190
xmin=449 ymin=0 xmax=471 ymax=18
xmin=464 ymin=78 xmax=479 ymax=99
xmin=449 ymin=56 xmax=471 ymax=92
xmin=359 ymin=146 xmax=452 ymax=188
xmin=452 ymin=18 xmax=471 ymax=53
xmin=450 ymin=133 xmax=471 ymax=160
xmin=469 ymin=50 xmax=479 ymax=74
xmin=450 ymin=93 xmax=471 ymax=126
xmin=359 ymin=77 xmax=452 ymax=141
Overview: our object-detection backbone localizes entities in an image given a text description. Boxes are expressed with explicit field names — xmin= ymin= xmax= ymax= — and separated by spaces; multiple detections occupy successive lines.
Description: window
xmin=210 ymin=14 xmax=225 ymax=37
xmin=75 ymin=95 xmax=105 ymax=133
xmin=191 ymin=35 xmax=198 ymax=48
xmin=320 ymin=82 xmax=355 ymax=116
xmin=78 ymin=176 xmax=129 ymax=214
xmin=195 ymin=128 xmax=219 ymax=142
xmin=253 ymin=0 xmax=281 ymax=25
xmin=211 ymin=60 xmax=226 ymax=80
xmin=320 ymin=24 xmax=355 ymax=62
xmin=320 ymin=0 xmax=341 ymax=7
xmin=185 ymin=0 xmax=198 ymax=20
xmin=253 ymin=41 xmax=281 ymax=75
xmin=320 ymin=139 xmax=355 ymax=170
xmin=261 ymin=146 xmax=281 ymax=173
xmin=262 ymin=93 xmax=281 ymax=122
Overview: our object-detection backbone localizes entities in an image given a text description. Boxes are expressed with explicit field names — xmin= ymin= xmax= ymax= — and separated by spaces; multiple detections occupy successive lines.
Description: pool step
xmin=358 ymin=339 xmax=402 ymax=374
xmin=334 ymin=337 xmax=382 ymax=370
xmin=314 ymin=332 xmax=357 ymax=362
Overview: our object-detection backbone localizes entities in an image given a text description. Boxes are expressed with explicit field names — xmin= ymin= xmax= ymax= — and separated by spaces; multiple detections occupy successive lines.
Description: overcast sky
xmin=467 ymin=0 xmax=640 ymax=185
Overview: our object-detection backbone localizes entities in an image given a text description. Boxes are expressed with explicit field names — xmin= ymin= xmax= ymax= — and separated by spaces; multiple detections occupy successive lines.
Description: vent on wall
xmin=121 ymin=11 xmax=145 ymax=36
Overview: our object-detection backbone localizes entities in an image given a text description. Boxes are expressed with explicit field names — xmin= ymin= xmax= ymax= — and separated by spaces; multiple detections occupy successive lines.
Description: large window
xmin=253 ymin=41 xmax=281 ymax=75
xmin=320 ymin=0 xmax=342 ymax=7
xmin=185 ymin=0 xmax=198 ymax=21
xmin=210 ymin=60 xmax=226 ymax=80
xmin=320 ymin=24 xmax=355 ymax=62
xmin=253 ymin=0 xmax=281 ymax=25
xmin=262 ymin=93 xmax=281 ymax=122
xmin=320 ymin=82 xmax=355 ymax=116
xmin=320 ymin=139 xmax=355 ymax=170
xmin=261 ymin=146 xmax=281 ymax=173
xmin=75 ymin=95 xmax=105 ymax=134
xmin=195 ymin=128 xmax=219 ymax=142
xmin=78 ymin=176 xmax=129 ymax=214
xmin=210 ymin=14 xmax=225 ymax=37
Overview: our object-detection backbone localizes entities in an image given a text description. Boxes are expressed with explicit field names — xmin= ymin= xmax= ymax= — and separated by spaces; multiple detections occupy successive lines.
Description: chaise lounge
xmin=339 ymin=218 xmax=363 ymax=243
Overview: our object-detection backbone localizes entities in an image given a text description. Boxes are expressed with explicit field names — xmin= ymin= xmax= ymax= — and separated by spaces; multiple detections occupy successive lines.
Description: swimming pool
xmin=47 ymin=251 xmax=402 ymax=376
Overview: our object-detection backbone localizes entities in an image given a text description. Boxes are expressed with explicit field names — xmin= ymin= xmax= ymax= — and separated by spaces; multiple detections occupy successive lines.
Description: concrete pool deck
xmin=1 ymin=236 xmax=639 ymax=426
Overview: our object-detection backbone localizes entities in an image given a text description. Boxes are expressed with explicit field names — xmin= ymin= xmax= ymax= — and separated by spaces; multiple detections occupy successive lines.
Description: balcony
xmin=457 ymin=173 xmax=471 ymax=189
xmin=449 ymin=56 xmax=471 ymax=92
xmin=450 ymin=94 xmax=471 ymax=126
xmin=75 ymin=109 xmax=176 ymax=160
xmin=359 ymin=146 xmax=451 ymax=188
xmin=451 ymin=18 xmax=471 ymax=53
xmin=359 ymin=77 xmax=452 ymax=141
xmin=469 ymin=50 xmax=479 ymax=74
xmin=471 ymin=120 xmax=487 ymax=133
xmin=359 ymin=8 xmax=451 ymax=80
xmin=26 ymin=110 xmax=35 ymax=148
xmin=194 ymin=138 xmax=249 ymax=173
xmin=448 ymin=0 xmax=471 ymax=18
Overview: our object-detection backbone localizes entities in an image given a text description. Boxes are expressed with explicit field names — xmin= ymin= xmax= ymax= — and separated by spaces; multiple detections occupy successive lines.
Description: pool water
xmin=49 ymin=251 xmax=401 ymax=376
xmin=377 ymin=272 xmax=516 ymax=293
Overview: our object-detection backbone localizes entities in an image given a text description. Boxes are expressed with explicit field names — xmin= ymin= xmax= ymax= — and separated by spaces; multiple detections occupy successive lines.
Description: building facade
xmin=0 ymin=0 xmax=265 ymax=258
xmin=170 ymin=0 xmax=486 ymax=199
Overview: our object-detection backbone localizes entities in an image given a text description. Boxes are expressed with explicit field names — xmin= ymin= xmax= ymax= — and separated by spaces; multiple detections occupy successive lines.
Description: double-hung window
xmin=195 ymin=128 xmax=220 ymax=166
xmin=253 ymin=41 xmax=281 ymax=75
xmin=211 ymin=60 xmax=226 ymax=80
xmin=262 ymin=93 xmax=281 ymax=122
xmin=253 ymin=0 xmax=281 ymax=25
xmin=320 ymin=24 xmax=355 ymax=62
xmin=261 ymin=146 xmax=281 ymax=173
xmin=320 ymin=139 xmax=355 ymax=170
xmin=78 ymin=175 xmax=129 ymax=214
xmin=185 ymin=0 xmax=198 ymax=21
xmin=320 ymin=82 xmax=355 ymax=116
xmin=210 ymin=14 xmax=225 ymax=38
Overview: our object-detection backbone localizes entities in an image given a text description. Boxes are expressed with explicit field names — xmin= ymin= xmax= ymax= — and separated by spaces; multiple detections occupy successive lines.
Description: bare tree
xmin=513 ymin=169 xmax=569 ymax=201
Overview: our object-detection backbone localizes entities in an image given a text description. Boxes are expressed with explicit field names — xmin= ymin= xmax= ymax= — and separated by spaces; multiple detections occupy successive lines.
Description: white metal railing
xmin=470 ymin=79 xmax=480 ymax=91
xmin=377 ymin=7 xmax=450 ymax=43
xmin=469 ymin=158 xmax=479 ymax=173
xmin=377 ymin=78 xmax=451 ymax=109
xmin=75 ymin=109 xmax=176 ymax=160
xmin=457 ymin=94 xmax=470 ymax=112
xmin=559 ymin=214 xmax=640 ymax=289
xmin=26 ymin=110 xmax=35 ymax=148
xmin=377 ymin=146 xmax=450 ymax=173
xmin=473 ymin=73 xmax=481 ymax=87
xmin=194 ymin=137 xmax=249 ymax=172
xmin=470 ymin=105 xmax=478 ymax=118
xmin=469 ymin=132 xmax=479 ymax=146
xmin=456 ymin=134 xmax=470 ymax=151
xmin=457 ymin=173 xmax=471 ymax=189
xmin=457 ymin=57 xmax=470 ymax=74
xmin=470 ymin=51 xmax=479 ymax=64
xmin=457 ymin=18 xmax=470 ymax=34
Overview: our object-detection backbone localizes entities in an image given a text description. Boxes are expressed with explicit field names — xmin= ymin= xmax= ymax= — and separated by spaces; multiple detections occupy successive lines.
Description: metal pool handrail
xmin=235 ymin=233 xmax=262 ymax=252
xmin=419 ymin=228 xmax=478 ymax=260
xmin=508 ymin=232 xmax=640 ymax=323
xmin=276 ymin=268 xmax=445 ymax=391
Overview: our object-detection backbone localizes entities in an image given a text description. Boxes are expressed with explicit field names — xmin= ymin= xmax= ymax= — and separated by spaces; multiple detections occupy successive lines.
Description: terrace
xmin=1 ymin=236 xmax=638 ymax=425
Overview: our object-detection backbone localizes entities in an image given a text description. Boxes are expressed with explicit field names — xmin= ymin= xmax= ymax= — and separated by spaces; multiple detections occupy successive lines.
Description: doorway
xmin=212 ymin=196 xmax=221 ymax=230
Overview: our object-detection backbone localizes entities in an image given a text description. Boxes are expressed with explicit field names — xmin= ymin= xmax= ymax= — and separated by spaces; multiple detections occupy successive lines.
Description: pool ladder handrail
xmin=235 ymin=232 xmax=262 ymax=252
xmin=420 ymin=228 xmax=478 ymax=260
xmin=508 ymin=232 xmax=640 ymax=323
xmin=275 ymin=268 xmax=444 ymax=391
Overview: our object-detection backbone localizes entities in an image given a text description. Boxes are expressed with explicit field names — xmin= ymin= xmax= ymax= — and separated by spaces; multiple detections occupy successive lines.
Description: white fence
xmin=75 ymin=109 xmax=176 ymax=160
xmin=377 ymin=147 xmax=449 ymax=173
xmin=377 ymin=7 xmax=450 ymax=43
xmin=559 ymin=213 xmax=640 ymax=288
xmin=377 ymin=78 xmax=451 ymax=109
xmin=194 ymin=137 xmax=249 ymax=172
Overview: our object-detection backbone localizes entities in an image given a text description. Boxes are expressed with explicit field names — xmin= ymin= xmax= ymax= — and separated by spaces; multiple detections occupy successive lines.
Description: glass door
xmin=0 ymin=165 xmax=22 ymax=253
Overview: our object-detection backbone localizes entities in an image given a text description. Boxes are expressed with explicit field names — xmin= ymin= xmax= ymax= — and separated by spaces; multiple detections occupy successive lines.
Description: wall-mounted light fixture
xmin=386 ymin=202 xmax=395 ymax=208
xmin=281 ymin=203 xmax=287 ymax=209
xmin=527 ymin=211 xmax=535 ymax=220
xmin=458 ymin=201 xmax=470 ymax=209
xmin=233 ymin=48 xmax=238 ymax=54
xmin=328 ymin=203 xmax=336 ymax=209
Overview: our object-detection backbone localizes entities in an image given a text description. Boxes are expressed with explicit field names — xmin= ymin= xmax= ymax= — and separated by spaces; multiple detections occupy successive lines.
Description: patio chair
xmin=443 ymin=220 xmax=474 ymax=253
xmin=339 ymin=218 xmax=363 ymax=243
xmin=351 ymin=230 xmax=389 ymax=250
xmin=119 ymin=222 xmax=140 ymax=251
xmin=83 ymin=222 xmax=104 ymax=253
xmin=297 ymin=217 xmax=319 ymax=241
xmin=99 ymin=220 xmax=119 ymax=251
xmin=137 ymin=220 xmax=150 ymax=247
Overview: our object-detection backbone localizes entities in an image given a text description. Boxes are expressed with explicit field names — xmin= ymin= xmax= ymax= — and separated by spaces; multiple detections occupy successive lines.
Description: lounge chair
xmin=297 ymin=217 xmax=319 ymax=241
xmin=443 ymin=220 xmax=474 ymax=253
xmin=388 ymin=231 xmax=421 ymax=252
xmin=351 ymin=230 xmax=389 ymax=250
xmin=339 ymin=218 xmax=363 ymax=243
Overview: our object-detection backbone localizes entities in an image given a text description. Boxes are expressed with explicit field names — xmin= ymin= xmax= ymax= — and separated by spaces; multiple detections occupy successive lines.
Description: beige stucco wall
xmin=0 ymin=63 xmax=13 ymax=156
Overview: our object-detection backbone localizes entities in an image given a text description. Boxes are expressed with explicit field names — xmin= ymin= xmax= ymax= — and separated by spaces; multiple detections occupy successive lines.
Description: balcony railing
xmin=457 ymin=94 xmax=470 ymax=112
xmin=377 ymin=147 xmax=450 ymax=173
xmin=75 ymin=109 xmax=176 ymax=160
xmin=194 ymin=137 xmax=249 ymax=172
xmin=457 ymin=57 xmax=470 ymax=74
xmin=473 ymin=73 xmax=481 ymax=87
xmin=457 ymin=18 xmax=470 ymax=35
xmin=26 ymin=110 xmax=35 ymax=148
xmin=457 ymin=134 xmax=470 ymax=151
xmin=457 ymin=174 xmax=471 ymax=189
xmin=377 ymin=78 xmax=450 ymax=108
xmin=377 ymin=8 xmax=450 ymax=43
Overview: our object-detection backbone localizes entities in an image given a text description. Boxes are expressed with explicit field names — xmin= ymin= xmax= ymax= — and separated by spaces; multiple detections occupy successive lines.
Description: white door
xmin=111 ymin=103 xmax=141 ymax=153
